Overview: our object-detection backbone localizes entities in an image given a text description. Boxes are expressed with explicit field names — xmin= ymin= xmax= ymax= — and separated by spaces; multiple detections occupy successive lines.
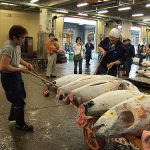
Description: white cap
xmin=109 ymin=28 xmax=122 ymax=39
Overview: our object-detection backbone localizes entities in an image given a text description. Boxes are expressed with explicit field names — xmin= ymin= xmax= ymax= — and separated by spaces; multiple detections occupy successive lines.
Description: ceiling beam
xmin=48 ymin=0 xmax=72 ymax=7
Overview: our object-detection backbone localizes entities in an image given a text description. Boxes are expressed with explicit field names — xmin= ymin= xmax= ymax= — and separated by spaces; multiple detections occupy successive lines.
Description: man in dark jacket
xmin=123 ymin=39 xmax=135 ymax=76
xmin=97 ymin=28 xmax=125 ymax=76
xmin=85 ymin=40 xmax=94 ymax=65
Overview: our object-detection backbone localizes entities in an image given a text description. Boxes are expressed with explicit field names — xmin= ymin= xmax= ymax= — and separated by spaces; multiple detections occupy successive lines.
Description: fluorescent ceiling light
xmin=118 ymin=6 xmax=131 ymax=11
xmin=78 ymin=13 xmax=88 ymax=16
xmin=77 ymin=2 xmax=88 ymax=7
xmin=143 ymin=18 xmax=150 ymax=22
xmin=64 ymin=17 xmax=96 ymax=25
xmin=0 ymin=2 xmax=16 ymax=6
xmin=146 ymin=4 xmax=150 ymax=7
xmin=118 ymin=25 xmax=122 ymax=29
xmin=97 ymin=10 xmax=108 ymax=14
xmin=131 ymin=26 xmax=141 ymax=31
xmin=28 ymin=3 xmax=38 ymax=6
xmin=30 ymin=0 xmax=39 ymax=3
xmin=56 ymin=9 xmax=68 ymax=14
xmin=132 ymin=13 xmax=144 ymax=17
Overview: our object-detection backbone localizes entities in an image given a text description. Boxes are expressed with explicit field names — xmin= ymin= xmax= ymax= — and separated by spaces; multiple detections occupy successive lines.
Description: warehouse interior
xmin=0 ymin=0 xmax=150 ymax=150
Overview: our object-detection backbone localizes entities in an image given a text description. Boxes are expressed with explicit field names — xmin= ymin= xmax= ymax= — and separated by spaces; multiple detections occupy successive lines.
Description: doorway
xmin=63 ymin=17 xmax=97 ymax=60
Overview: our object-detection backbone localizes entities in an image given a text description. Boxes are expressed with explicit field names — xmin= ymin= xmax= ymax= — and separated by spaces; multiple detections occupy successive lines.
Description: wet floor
xmin=0 ymin=58 xmax=149 ymax=150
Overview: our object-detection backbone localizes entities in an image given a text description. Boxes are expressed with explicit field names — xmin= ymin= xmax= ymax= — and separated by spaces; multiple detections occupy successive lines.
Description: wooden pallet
xmin=83 ymin=118 xmax=143 ymax=150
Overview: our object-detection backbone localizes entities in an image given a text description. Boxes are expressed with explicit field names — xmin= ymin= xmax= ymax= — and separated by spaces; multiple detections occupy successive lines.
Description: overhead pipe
xmin=0 ymin=0 xmax=149 ymax=26
xmin=50 ymin=5 xmax=150 ymax=26
xmin=85 ymin=1 xmax=147 ymax=13
xmin=51 ymin=15 xmax=57 ymax=34
xmin=0 ymin=0 xmax=42 ymax=8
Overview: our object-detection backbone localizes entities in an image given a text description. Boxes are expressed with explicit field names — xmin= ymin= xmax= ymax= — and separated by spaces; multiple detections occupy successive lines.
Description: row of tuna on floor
xmin=43 ymin=74 xmax=150 ymax=150
xmin=136 ymin=60 xmax=150 ymax=78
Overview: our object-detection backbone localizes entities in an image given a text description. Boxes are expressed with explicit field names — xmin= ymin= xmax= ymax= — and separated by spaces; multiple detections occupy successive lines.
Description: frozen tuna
xmin=136 ymin=69 xmax=150 ymax=78
xmin=83 ymin=90 xmax=142 ymax=117
xmin=141 ymin=61 xmax=150 ymax=67
xmin=143 ymin=72 xmax=150 ymax=78
xmin=51 ymin=74 xmax=84 ymax=87
xmin=48 ymin=74 xmax=85 ymax=93
xmin=66 ymin=79 xmax=129 ymax=107
xmin=133 ymin=57 xmax=139 ymax=65
xmin=93 ymin=95 xmax=150 ymax=137
xmin=58 ymin=75 xmax=116 ymax=101
xmin=136 ymin=69 xmax=145 ymax=75
xmin=119 ymin=80 xmax=139 ymax=91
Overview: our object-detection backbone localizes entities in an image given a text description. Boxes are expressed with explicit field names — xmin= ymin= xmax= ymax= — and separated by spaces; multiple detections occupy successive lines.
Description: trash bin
xmin=69 ymin=53 xmax=74 ymax=61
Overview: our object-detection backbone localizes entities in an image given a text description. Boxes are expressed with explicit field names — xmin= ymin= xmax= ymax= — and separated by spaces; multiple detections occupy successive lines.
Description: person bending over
xmin=97 ymin=28 xmax=125 ymax=76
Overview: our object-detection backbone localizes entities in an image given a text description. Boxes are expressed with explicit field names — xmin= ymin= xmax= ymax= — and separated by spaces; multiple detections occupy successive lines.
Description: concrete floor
xmin=0 ymin=58 xmax=150 ymax=150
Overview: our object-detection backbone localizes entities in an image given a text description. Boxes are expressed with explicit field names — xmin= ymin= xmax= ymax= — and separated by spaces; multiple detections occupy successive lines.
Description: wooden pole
xmin=27 ymin=70 xmax=55 ymax=85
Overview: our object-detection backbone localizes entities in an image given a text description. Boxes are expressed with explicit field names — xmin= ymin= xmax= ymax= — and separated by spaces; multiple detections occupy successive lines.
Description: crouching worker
xmin=0 ymin=25 xmax=33 ymax=132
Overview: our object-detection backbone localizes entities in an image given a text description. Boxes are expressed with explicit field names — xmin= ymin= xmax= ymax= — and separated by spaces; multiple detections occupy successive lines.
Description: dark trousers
xmin=97 ymin=66 xmax=118 ymax=77
xmin=139 ymin=54 xmax=144 ymax=65
xmin=74 ymin=59 xmax=82 ymax=74
xmin=124 ymin=58 xmax=132 ymax=75
xmin=86 ymin=53 xmax=91 ymax=65
xmin=1 ymin=72 xmax=26 ymax=125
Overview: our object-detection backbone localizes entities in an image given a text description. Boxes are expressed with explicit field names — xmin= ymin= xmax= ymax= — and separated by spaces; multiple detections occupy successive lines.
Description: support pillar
xmin=39 ymin=8 xmax=52 ymax=33
xmin=122 ymin=21 xmax=131 ymax=39
xmin=97 ymin=20 xmax=105 ymax=51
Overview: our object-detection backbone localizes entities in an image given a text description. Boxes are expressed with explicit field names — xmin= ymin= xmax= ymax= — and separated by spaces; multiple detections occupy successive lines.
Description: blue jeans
xmin=74 ymin=59 xmax=82 ymax=74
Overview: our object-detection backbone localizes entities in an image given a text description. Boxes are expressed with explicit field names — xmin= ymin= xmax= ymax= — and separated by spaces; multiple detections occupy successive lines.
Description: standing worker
xmin=85 ymin=39 xmax=94 ymax=66
xmin=139 ymin=44 xmax=146 ymax=66
xmin=123 ymin=39 xmax=135 ymax=76
xmin=0 ymin=25 xmax=34 ymax=131
xmin=146 ymin=44 xmax=150 ymax=61
xmin=46 ymin=33 xmax=57 ymax=78
xmin=97 ymin=28 xmax=125 ymax=76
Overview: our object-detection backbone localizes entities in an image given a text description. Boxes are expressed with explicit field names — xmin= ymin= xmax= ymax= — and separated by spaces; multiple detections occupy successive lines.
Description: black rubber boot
xmin=8 ymin=105 xmax=15 ymax=121
xmin=14 ymin=106 xmax=33 ymax=132
xmin=16 ymin=123 xmax=33 ymax=132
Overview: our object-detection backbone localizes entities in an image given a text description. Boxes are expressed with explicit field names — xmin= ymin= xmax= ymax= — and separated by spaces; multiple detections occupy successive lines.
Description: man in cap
xmin=97 ymin=28 xmax=125 ymax=76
